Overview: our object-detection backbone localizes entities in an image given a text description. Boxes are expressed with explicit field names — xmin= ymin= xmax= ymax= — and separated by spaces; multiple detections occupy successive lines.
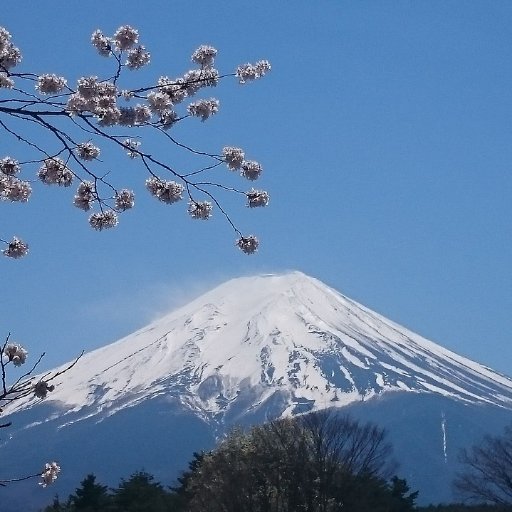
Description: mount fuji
xmin=2 ymin=272 xmax=512 ymax=510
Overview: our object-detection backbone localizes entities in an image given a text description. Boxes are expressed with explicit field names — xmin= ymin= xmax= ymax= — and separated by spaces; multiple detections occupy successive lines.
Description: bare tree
xmin=0 ymin=24 xmax=271 ymax=259
xmin=454 ymin=425 xmax=512 ymax=505
xmin=181 ymin=410 xmax=405 ymax=512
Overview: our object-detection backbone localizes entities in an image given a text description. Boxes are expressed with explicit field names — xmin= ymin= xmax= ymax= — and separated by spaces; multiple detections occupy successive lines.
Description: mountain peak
xmin=5 ymin=272 xmax=512 ymax=425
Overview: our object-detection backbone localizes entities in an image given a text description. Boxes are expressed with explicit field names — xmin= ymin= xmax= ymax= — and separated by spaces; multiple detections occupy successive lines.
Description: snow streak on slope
xmin=6 ymin=272 xmax=512 ymax=426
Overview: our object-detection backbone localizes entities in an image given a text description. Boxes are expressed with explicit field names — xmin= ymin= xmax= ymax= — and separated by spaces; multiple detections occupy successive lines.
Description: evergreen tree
xmin=68 ymin=474 xmax=111 ymax=512
xmin=111 ymin=471 xmax=171 ymax=512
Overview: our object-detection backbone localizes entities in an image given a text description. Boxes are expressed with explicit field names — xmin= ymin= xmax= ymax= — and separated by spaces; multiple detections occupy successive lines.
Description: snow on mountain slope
xmin=6 ymin=271 xmax=512 ymax=426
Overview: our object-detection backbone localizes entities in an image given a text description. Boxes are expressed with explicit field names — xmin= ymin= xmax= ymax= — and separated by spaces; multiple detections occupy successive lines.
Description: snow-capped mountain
xmin=2 ymin=271 xmax=512 ymax=509
xmin=6 ymin=271 xmax=512 ymax=423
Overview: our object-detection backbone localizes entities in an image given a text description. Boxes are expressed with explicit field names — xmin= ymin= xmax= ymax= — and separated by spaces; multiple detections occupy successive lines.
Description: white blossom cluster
xmin=222 ymin=147 xmax=245 ymax=171
xmin=2 ymin=236 xmax=28 ymax=258
xmin=76 ymin=142 xmax=100 ymax=161
xmin=246 ymin=189 xmax=270 ymax=208
xmin=160 ymin=109 xmax=178 ymax=130
xmin=236 ymin=60 xmax=271 ymax=84
xmin=70 ymin=29 xmax=241 ymax=134
xmin=0 ymin=27 xmax=20 ymax=87
xmin=157 ymin=76 xmax=188 ymax=105
xmin=117 ymin=105 xmax=152 ymax=127
xmin=0 ymin=156 xmax=20 ymax=176
xmin=36 ymin=74 xmax=67 ymax=95
xmin=3 ymin=343 xmax=28 ymax=366
xmin=188 ymin=200 xmax=212 ymax=220
xmin=236 ymin=235 xmax=259 ymax=254
xmin=192 ymin=45 xmax=217 ymax=67
xmin=113 ymin=25 xmax=139 ymax=51
xmin=0 ymin=26 xmax=21 ymax=73
xmin=187 ymin=98 xmax=219 ymax=121
xmin=73 ymin=181 xmax=96 ymax=211
xmin=146 ymin=177 xmax=184 ymax=204
xmin=91 ymin=26 xmax=150 ymax=69
xmin=88 ymin=210 xmax=118 ymax=230
xmin=0 ymin=157 xmax=31 ymax=202
xmin=147 ymin=91 xmax=172 ymax=114
xmin=33 ymin=380 xmax=55 ymax=399
xmin=125 ymin=45 xmax=151 ymax=70
xmin=40 ymin=462 xmax=60 ymax=488
xmin=241 ymin=160 xmax=262 ymax=181
xmin=38 ymin=158 xmax=73 ymax=187
xmin=115 ymin=189 xmax=135 ymax=211
xmin=123 ymin=138 xmax=141 ymax=158
xmin=0 ymin=72 xmax=13 ymax=89
xmin=67 ymin=76 xmax=123 ymax=126
xmin=91 ymin=30 xmax=111 ymax=57
xmin=221 ymin=147 xmax=263 ymax=180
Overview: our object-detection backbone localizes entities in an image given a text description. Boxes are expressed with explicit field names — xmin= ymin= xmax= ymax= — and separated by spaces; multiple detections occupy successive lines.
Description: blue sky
xmin=2 ymin=1 xmax=511 ymax=375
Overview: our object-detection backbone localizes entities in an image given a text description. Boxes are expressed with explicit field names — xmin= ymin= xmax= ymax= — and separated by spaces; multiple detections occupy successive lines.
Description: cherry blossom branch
xmin=0 ymin=335 xmax=84 ymax=410
xmin=1 ymin=24 xmax=271 ymax=256
xmin=0 ymin=462 xmax=60 ymax=488
xmin=0 ymin=332 xmax=81 ymax=488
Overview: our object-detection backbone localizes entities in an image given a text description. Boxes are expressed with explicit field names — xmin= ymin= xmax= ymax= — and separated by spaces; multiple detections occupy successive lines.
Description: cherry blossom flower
xmin=236 ymin=60 xmax=271 ymax=84
xmin=134 ymin=104 xmax=151 ymax=124
xmin=66 ymin=93 xmax=93 ymax=113
xmin=146 ymin=177 xmax=184 ymax=204
xmin=246 ymin=189 xmax=269 ymax=208
xmin=115 ymin=189 xmax=135 ymax=211
xmin=0 ymin=26 xmax=12 ymax=52
xmin=39 ymin=463 xmax=60 ymax=488
xmin=182 ymin=69 xmax=203 ymax=96
xmin=96 ymin=107 xmax=121 ymax=126
xmin=2 ymin=237 xmax=28 ymax=258
xmin=3 ymin=343 xmax=28 ymax=366
xmin=0 ymin=156 xmax=20 ymax=176
xmin=0 ymin=43 xmax=21 ymax=70
xmin=76 ymin=76 xmax=100 ymax=100
xmin=236 ymin=235 xmax=259 ymax=254
xmin=157 ymin=76 xmax=188 ymax=104
xmin=121 ymin=89 xmax=134 ymax=101
xmin=73 ymin=181 xmax=95 ymax=211
xmin=76 ymin=142 xmax=100 ymax=161
xmin=187 ymin=98 xmax=219 ymax=121
xmin=91 ymin=29 xmax=112 ymax=56
xmin=0 ymin=175 xmax=32 ymax=202
xmin=89 ymin=210 xmax=118 ymax=230
xmin=160 ymin=109 xmax=178 ymax=130
xmin=192 ymin=45 xmax=217 ymax=67
xmin=241 ymin=160 xmax=262 ymax=181
xmin=36 ymin=74 xmax=67 ymax=95
xmin=199 ymin=68 xmax=219 ymax=88
xmin=38 ymin=158 xmax=73 ymax=187
xmin=123 ymin=139 xmax=141 ymax=158
xmin=126 ymin=46 xmax=150 ymax=70
xmin=113 ymin=25 xmax=139 ymax=51
xmin=147 ymin=91 xmax=172 ymax=114
xmin=0 ymin=72 xmax=14 ymax=88
xmin=222 ymin=147 xmax=245 ymax=171
xmin=188 ymin=200 xmax=212 ymax=220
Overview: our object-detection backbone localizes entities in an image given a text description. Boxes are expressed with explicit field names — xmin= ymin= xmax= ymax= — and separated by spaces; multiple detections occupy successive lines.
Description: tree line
xmin=40 ymin=410 xmax=512 ymax=512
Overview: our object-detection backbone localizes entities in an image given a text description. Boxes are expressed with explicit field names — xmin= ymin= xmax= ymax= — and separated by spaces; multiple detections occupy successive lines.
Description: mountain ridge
xmin=5 ymin=271 xmax=512 ymax=426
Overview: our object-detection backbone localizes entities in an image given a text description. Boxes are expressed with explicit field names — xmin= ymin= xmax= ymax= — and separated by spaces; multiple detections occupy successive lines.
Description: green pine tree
xmin=68 ymin=474 xmax=111 ymax=512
